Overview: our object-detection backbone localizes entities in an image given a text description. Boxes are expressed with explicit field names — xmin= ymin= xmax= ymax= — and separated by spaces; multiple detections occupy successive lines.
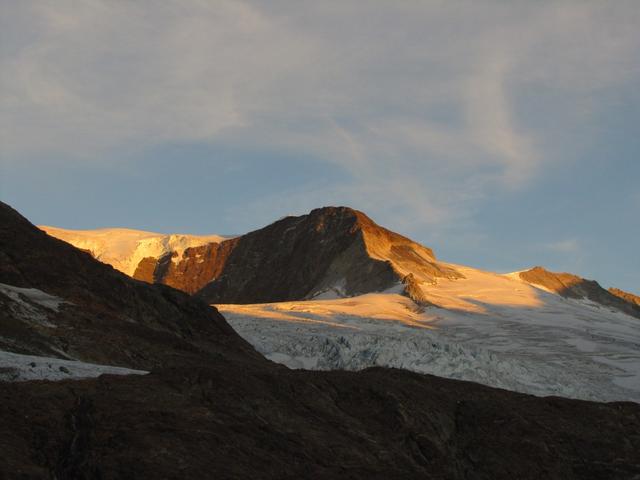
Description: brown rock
xmin=609 ymin=287 xmax=640 ymax=307
xmin=519 ymin=267 xmax=640 ymax=319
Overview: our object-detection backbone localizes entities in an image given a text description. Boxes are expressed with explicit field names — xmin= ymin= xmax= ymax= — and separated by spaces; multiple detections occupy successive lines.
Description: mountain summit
xmin=197 ymin=206 xmax=462 ymax=304
xmin=41 ymin=207 xmax=640 ymax=317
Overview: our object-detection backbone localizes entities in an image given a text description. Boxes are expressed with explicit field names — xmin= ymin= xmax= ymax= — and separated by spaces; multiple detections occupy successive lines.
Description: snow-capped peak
xmin=40 ymin=226 xmax=227 ymax=276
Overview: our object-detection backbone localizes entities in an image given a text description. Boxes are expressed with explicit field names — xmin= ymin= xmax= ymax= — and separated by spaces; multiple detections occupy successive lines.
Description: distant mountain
xmin=43 ymin=208 xmax=639 ymax=317
xmin=45 ymin=207 xmax=463 ymax=303
xmin=38 ymin=206 xmax=640 ymax=402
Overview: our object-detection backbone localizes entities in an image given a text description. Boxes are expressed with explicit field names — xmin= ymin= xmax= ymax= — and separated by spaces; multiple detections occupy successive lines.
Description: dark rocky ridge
xmin=519 ymin=267 xmax=640 ymax=319
xmin=2 ymin=201 xmax=640 ymax=478
xmin=0 ymin=201 xmax=259 ymax=369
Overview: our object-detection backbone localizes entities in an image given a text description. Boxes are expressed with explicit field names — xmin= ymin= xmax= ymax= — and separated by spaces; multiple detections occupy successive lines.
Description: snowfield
xmin=40 ymin=226 xmax=227 ymax=276
xmin=219 ymin=265 xmax=640 ymax=403
xmin=0 ymin=350 xmax=147 ymax=382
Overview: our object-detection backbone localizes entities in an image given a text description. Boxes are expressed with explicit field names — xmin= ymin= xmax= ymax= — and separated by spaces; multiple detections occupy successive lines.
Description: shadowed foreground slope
xmin=2 ymin=365 xmax=640 ymax=479
xmin=1 ymin=202 xmax=639 ymax=479
xmin=0 ymin=202 xmax=258 ymax=370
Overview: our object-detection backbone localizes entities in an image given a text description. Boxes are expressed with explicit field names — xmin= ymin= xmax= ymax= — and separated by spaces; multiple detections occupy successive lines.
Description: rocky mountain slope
xmin=518 ymin=266 xmax=640 ymax=319
xmin=3 ymin=200 xmax=640 ymax=478
xmin=134 ymin=238 xmax=240 ymax=294
xmin=198 ymin=207 xmax=462 ymax=303
xmin=609 ymin=287 xmax=640 ymax=307
xmin=2 ymin=203 xmax=257 ymax=370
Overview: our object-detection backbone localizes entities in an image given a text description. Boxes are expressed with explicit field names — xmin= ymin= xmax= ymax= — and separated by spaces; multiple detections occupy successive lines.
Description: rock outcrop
xmin=609 ymin=287 xmax=640 ymax=307
xmin=133 ymin=239 xmax=240 ymax=294
xmin=519 ymin=267 xmax=640 ymax=319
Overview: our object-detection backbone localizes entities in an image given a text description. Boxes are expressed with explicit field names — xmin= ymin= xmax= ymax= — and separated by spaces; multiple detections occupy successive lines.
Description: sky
xmin=1 ymin=1 xmax=639 ymax=293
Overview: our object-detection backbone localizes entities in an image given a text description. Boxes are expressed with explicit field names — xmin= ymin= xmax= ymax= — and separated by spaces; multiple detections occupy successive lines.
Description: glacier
xmin=219 ymin=266 xmax=640 ymax=403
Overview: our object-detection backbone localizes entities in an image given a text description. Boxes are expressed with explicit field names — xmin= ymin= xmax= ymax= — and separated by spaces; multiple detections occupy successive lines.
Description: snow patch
xmin=0 ymin=283 xmax=66 ymax=311
xmin=0 ymin=350 xmax=148 ymax=382
xmin=0 ymin=283 xmax=69 ymax=328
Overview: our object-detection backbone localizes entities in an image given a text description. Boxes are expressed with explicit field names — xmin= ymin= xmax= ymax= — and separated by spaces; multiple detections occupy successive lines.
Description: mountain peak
xmin=41 ymin=205 xmax=461 ymax=303
xmin=196 ymin=206 xmax=461 ymax=303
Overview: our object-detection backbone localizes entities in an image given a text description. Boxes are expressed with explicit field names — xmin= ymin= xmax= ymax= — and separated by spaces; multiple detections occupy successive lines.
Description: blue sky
xmin=1 ymin=1 xmax=639 ymax=293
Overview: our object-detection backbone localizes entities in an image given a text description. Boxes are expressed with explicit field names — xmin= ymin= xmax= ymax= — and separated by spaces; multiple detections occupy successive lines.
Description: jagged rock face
xmin=519 ymin=267 xmax=640 ymax=319
xmin=609 ymin=287 xmax=640 ymax=307
xmin=197 ymin=207 xmax=462 ymax=304
xmin=133 ymin=239 xmax=240 ymax=294
xmin=0 ymin=202 xmax=258 ymax=369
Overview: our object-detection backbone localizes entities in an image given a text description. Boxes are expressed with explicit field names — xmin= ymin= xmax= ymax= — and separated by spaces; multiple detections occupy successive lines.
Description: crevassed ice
xmin=218 ymin=267 xmax=640 ymax=403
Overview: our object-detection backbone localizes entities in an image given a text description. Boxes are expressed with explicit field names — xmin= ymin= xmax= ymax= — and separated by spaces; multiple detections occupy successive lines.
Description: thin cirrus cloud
xmin=545 ymin=239 xmax=580 ymax=254
xmin=1 ymin=1 xmax=639 ymax=229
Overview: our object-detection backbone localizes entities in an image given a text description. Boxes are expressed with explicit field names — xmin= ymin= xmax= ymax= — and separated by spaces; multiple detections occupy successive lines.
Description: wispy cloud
xmin=544 ymin=239 xmax=580 ymax=254
xmin=2 ymin=1 xmax=639 ymax=230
